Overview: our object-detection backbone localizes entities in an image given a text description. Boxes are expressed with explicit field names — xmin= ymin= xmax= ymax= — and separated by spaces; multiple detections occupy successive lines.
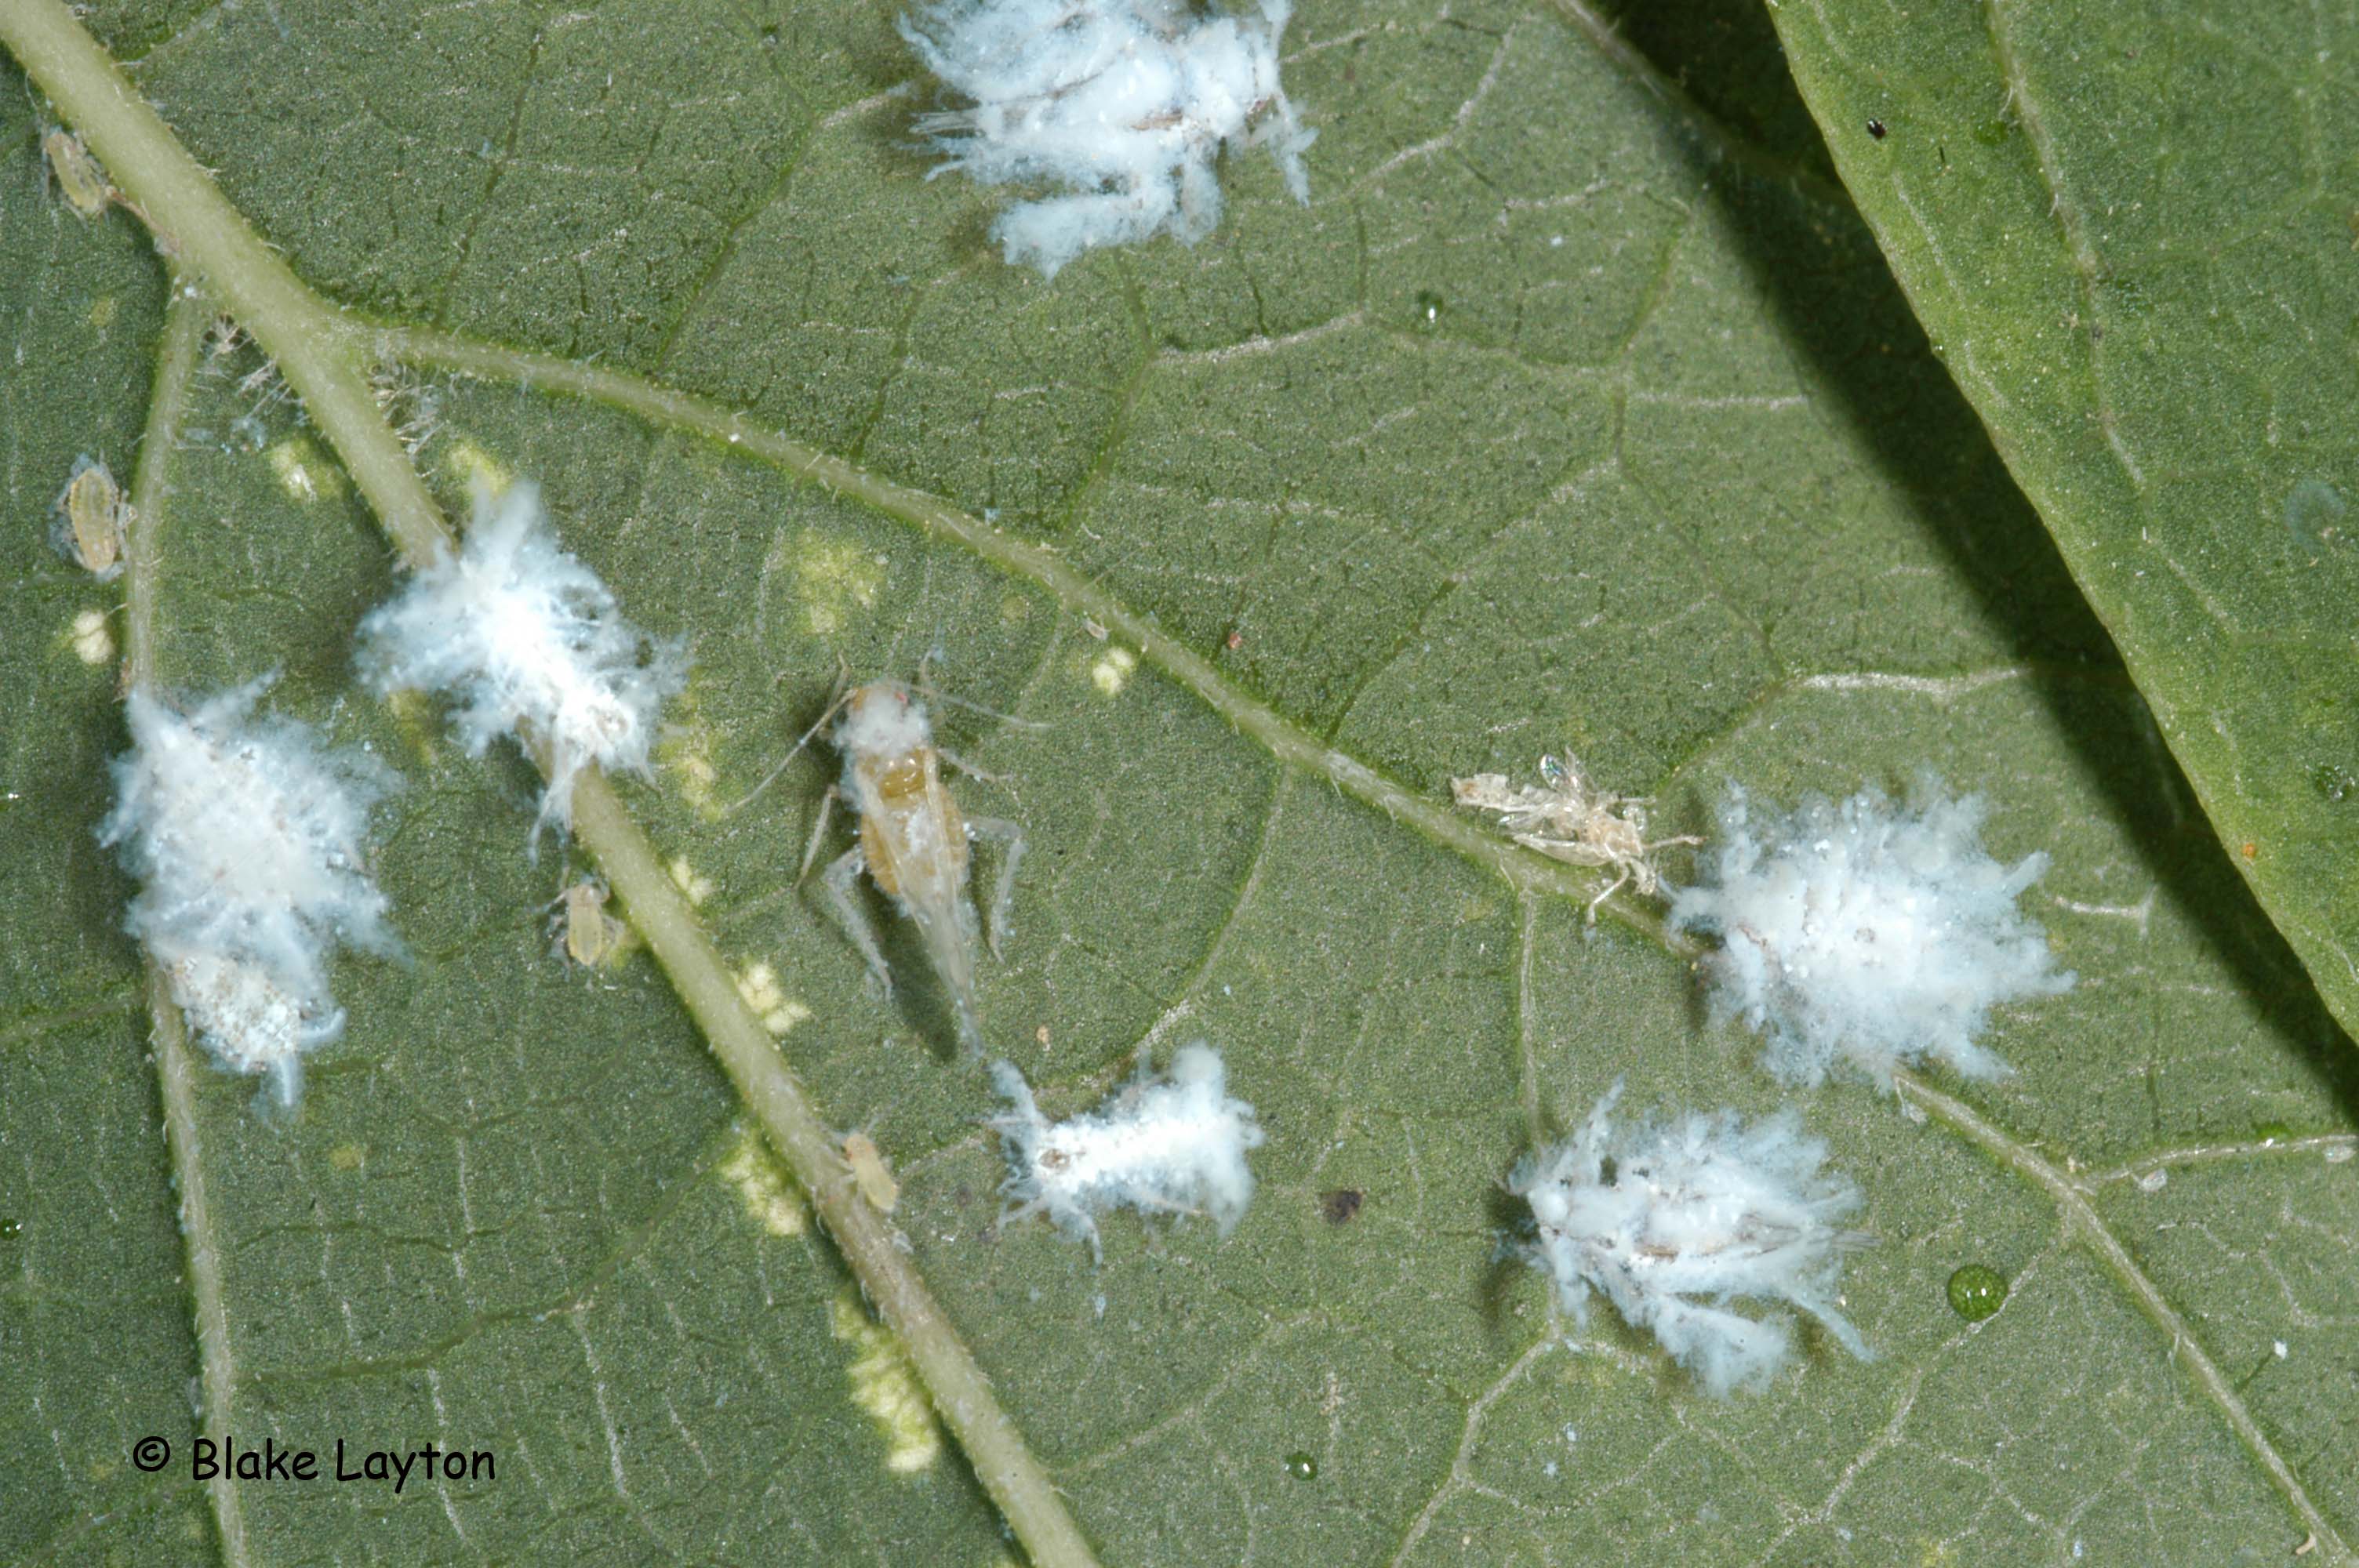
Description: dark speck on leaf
xmin=1866 ymin=119 xmax=1888 ymax=140
xmin=1321 ymin=1189 xmax=1364 ymax=1225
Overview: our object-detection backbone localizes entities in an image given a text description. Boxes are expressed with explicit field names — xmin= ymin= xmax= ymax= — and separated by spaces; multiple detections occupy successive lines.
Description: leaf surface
xmin=1762 ymin=0 xmax=2359 ymax=1052
xmin=2 ymin=2 xmax=2354 ymax=1564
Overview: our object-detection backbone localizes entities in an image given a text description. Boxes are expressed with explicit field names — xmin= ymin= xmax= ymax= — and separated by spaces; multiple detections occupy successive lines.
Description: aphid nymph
xmin=841 ymin=1131 xmax=901 ymax=1214
xmin=99 ymin=678 xmax=402 ymax=1112
xmin=802 ymin=681 xmax=1026 ymax=1059
xmin=42 ymin=129 xmax=113 ymax=218
xmin=1452 ymin=752 xmax=1701 ymax=920
xmin=989 ymin=1041 xmax=1263 ymax=1260
xmin=551 ymin=876 xmax=630 ymax=969
xmin=1510 ymin=1080 xmax=1873 ymax=1397
xmin=900 ymin=0 xmax=1314 ymax=277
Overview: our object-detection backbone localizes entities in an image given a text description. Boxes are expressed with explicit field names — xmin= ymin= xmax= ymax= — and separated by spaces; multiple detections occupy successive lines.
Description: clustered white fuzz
xmin=1670 ymin=781 xmax=2074 ymax=1087
xmin=354 ymin=482 xmax=686 ymax=834
xmin=1511 ymin=1082 xmax=1872 ymax=1398
xmin=900 ymin=0 xmax=1314 ymax=278
xmin=98 ymin=679 xmax=401 ymax=1110
xmin=837 ymin=681 xmax=934 ymax=766
xmin=989 ymin=1042 xmax=1263 ymax=1258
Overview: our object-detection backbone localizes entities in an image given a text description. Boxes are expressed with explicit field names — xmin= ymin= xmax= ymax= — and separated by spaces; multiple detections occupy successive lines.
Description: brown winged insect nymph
xmin=738 ymin=678 xmax=1027 ymax=1059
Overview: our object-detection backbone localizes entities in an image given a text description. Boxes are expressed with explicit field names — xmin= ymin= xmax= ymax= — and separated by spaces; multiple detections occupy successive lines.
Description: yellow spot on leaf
xmin=327 ymin=1143 xmax=365 ymax=1172
xmin=383 ymin=688 xmax=439 ymax=764
xmin=667 ymin=855 xmax=714 ymax=906
xmin=794 ymin=531 xmax=885 ymax=636
xmin=720 ymin=1132 xmax=807 ymax=1237
xmin=87 ymin=296 xmax=117 ymax=332
xmin=733 ymin=961 xmax=811 ymax=1035
xmin=828 ymin=1290 xmax=942 ymax=1474
xmin=267 ymin=436 xmax=343 ymax=504
xmin=443 ymin=438 xmax=513 ymax=498
xmin=656 ymin=688 xmax=724 ymax=818
xmin=1091 ymin=646 xmax=1138 ymax=696
xmin=70 ymin=609 xmax=113 ymax=666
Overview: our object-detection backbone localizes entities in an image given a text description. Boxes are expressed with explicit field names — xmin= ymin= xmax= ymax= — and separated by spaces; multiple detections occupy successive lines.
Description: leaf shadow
xmin=1627 ymin=5 xmax=2359 ymax=1129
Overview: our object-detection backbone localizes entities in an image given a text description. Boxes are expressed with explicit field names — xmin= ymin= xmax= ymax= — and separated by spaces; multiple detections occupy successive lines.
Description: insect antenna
xmin=908 ymin=682 xmax=1049 ymax=732
xmin=723 ymin=674 xmax=854 ymax=817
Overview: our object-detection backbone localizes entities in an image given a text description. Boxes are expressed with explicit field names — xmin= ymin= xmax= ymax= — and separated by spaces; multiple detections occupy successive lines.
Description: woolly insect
xmin=354 ymin=481 xmax=687 ymax=836
xmin=900 ymin=0 xmax=1315 ymax=278
xmin=1510 ymin=1081 xmax=1872 ymax=1398
xmin=1453 ymin=753 xmax=1701 ymax=921
xmin=52 ymin=455 xmax=129 ymax=581
xmin=1669 ymin=779 xmax=2074 ymax=1087
xmin=98 ymin=678 xmax=401 ymax=1111
xmin=989 ymin=1041 xmax=1263 ymax=1259
xmin=797 ymin=681 xmax=1027 ymax=1060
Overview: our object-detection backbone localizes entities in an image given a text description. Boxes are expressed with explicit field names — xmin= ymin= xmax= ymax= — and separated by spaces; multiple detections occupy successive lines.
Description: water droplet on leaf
xmin=1284 ymin=1451 xmax=1317 ymax=1479
xmin=1946 ymin=1263 xmax=2007 ymax=1322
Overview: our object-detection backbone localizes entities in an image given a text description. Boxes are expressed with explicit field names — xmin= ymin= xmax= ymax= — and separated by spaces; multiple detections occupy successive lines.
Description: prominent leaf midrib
xmin=371 ymin=323 xmax=2351 ymax=1555
xmin=18 ymin=5 xmax=2339 ymax=1555
xmin=0 ymin=7 xmax=1099 ymax=1563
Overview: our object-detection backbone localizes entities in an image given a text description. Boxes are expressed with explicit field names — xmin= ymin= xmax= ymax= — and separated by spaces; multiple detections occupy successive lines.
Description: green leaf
xmin=3 ymin=1 xmax=2354 ymax=1564
xmin=1761 ymin=0 xmax=2359 ymax=1052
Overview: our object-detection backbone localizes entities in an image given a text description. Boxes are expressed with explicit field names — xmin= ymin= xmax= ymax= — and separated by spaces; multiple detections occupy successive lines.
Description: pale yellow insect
xmin=841 ymin=1131 xmax=900 ymax=1214
xmin=1452 ymin=753 xmax=1701 ymax=922
xmin=806 ymin=682 xmax=1026 ymax=1061
xmin=53 ymin=456 xmax=128 ymax=580
xmin=42 ymin=129 xmax=112 ymax=217
xmin=551 ymin=877 xmax=630 ymax=968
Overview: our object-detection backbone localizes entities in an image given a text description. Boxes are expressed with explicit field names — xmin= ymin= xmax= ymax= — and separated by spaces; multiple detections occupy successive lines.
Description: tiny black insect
xmin=1320 ymin=1189 xmax=1365 ymax=1225
xmin=1866 ymin=118 xmax=1888 ymax=140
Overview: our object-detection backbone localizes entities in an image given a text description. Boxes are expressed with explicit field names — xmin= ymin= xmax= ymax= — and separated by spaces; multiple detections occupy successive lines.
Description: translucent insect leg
xmin=1585 ymin=866 xmax=1630 ymax=925
xmin=797 ymin=784 xmax=841 ymax=882
xmin=820 ymin=844 xmax=894 ymax=998
xmin=966 ymin=815 xmax=1027 ymax=960
xmin=267 ymin=1055 xmax=304 ymax=1112
xmin=937 ymin=747 xmax=1012 ymax=787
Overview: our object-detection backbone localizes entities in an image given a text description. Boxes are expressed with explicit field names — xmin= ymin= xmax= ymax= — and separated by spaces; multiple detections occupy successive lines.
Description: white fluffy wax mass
xmin=1511 ymin=1083 xmax=1872 ymax=1398
xmin=902 ymin=0 xmax=1314 ymax=277
xmin=990 ymin=1042 xmax=1263 ymax=1258
xmin=1670 ymin=781 xmax=2074 ymax=1087
xmin=354 ymin=482 xmax=686 ymax=835
xmin=99 ymin=679 xmax=401 ymax=1109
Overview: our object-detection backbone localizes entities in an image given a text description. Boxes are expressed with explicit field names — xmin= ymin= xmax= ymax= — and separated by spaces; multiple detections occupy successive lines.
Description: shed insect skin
xmin=805 ymin=681 xmax=1026 ymax=1061
xmin=1452 ymin=752 xmax=1701 ymax=922
xmin=54 ymin=456 xmax=129 ymax=580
